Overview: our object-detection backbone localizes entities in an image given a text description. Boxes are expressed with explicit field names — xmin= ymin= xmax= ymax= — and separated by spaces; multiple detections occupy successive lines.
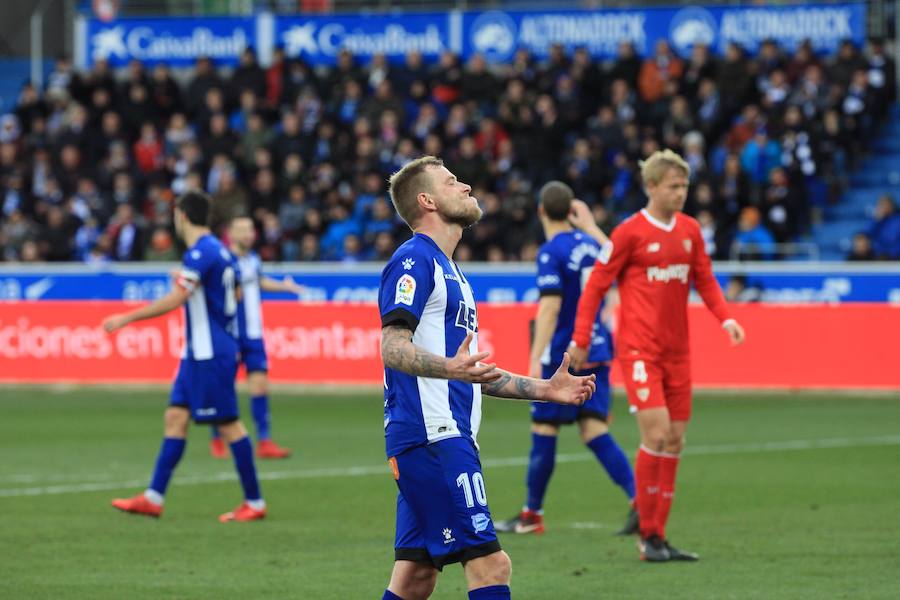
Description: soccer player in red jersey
xmin=569 ymin=149 xmax=745 ymax=562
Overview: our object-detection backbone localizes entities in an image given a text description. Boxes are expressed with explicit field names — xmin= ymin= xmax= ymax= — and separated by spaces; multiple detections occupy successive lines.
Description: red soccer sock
xmin=635 ymin=446 xmax=662 ymax=539
xmin=655 ymin=453 xmax=681 ymax=540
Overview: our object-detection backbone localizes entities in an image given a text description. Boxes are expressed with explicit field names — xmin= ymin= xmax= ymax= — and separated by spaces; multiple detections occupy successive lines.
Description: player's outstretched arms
xmin=482 ymin=353 xmax=595 ymax=405
xmin=381 ymin=327 xmax=502 ymax=384
xmin=102 ymin=287 xmax=190 ymax=333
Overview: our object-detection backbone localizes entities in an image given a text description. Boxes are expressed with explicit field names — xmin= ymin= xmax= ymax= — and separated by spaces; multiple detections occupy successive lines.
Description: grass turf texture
xmin=1 ymin=387 xmax=899 ymax=599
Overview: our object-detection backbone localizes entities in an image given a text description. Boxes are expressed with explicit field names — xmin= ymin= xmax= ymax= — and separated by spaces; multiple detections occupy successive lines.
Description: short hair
xmin=388 ymin=156 xmax=443 ymax=228
xmin=176 ymin=190 xmax=210 ymax=226
xmin=538 ymin=181 xmax=574 ymax=221
xmin=639 ymin=149 xmax=691 ymax=186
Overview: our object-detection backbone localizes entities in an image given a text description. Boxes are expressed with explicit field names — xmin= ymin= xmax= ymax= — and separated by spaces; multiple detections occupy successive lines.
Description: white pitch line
xmin=2 ymin=435 xmax=900 ymax=499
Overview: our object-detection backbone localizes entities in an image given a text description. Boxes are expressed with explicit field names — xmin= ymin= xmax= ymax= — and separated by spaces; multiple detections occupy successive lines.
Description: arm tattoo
xmin=381 ymin=326 xmax=449 ymax=379
xmin=483 ymin=371 xmax=543 ymax=401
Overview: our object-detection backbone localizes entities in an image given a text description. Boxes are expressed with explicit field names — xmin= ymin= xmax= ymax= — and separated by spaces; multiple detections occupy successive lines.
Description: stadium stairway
xmin=814 ymin=104 xmax=900 ymax=260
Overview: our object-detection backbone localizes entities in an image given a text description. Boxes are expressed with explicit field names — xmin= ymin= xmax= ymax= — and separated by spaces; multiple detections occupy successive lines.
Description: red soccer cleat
xmin=256 ymin=439 xmax=291 ymax=459
xmin=111 ymin=493 xmax=163 ymax=518
xmin=219 ymin=502 xmax=266 ymax=523
xmin=495 ymin=508 xmax=545 ymax=535
xmin=210 ymin=438 xmax=228 ymax=459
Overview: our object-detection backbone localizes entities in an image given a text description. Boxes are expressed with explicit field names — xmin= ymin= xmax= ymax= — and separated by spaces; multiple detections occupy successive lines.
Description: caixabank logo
xmin=89 ymin=20 xmax=250 ymax=66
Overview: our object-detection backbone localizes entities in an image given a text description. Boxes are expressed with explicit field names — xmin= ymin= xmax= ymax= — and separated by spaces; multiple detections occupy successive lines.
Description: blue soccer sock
xmin=525 ymin=432 xmax=557 ymax=512
xmin=250 ymin=394 xmax=271 ymax=441
xmin=469 ymin=585 xmax=511 ymax=599
xmin=587 ymin=432 xmax=636 ymax=500
xmin=148 ymin=437 xmax=186 ymax=498
xmin=229 ymin=436 xmax=262 ymax=501
xmin=382 ymin=591 xmax=403 ymax=600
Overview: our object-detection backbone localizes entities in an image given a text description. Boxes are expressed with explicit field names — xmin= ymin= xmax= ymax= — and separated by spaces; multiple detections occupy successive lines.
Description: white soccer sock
xmin=246 ymin=498 xmax=266 ymax=511
xmin=143 ymin=489 xmax=164 ymax=505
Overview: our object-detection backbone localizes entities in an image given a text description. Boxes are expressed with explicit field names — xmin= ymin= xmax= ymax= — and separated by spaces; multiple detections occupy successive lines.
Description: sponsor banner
xmin=462 ymin=3 xmax=865 ymax=62
xmin=1 ymin=265 xmax=898 ymax=303
xmin=85 ymin=16 xmax=254 ymax=66
xmin=276 ymin=13 xmax=450 ymax=65
xmin=0 ymin=302 xmax=895 ymax=389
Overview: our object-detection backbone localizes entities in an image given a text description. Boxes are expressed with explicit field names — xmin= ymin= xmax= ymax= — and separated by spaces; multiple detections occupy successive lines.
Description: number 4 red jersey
xmin=572 ymin=209 xmax=732 ymax=359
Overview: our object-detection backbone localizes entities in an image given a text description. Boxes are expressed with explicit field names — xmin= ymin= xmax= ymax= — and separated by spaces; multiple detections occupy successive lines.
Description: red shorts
xmin=618 ymin=355 xmax=692 ymax=421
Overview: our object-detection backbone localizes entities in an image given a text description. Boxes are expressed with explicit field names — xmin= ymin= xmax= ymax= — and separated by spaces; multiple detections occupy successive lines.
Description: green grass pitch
xmin=1 ymin=387 xmax=899 ymax=599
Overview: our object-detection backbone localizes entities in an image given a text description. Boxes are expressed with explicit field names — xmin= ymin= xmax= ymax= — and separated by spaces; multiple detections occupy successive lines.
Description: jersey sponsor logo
xmin=455 ymin=301 xmax=478 ymax=332
xmin=636 ymin=387 xmax=650 ymax=402
xmin=471 ymin=512 xmax=491 ymax=533
xmin=598 ymin=241 xmax=613 ymax=265
xmin=566 ymin=241 xmax=600 ymax=271
xmin=646 ymin=264 xmax=690 ymax=284
xmin=683 ymin=239 xmax=692 ymax=252
xmin=444 ymin=273 xmax=459 ymax=282
xmin=536 ymin=274 xmax=560 ymax=287
xmin=647 ymin=242 xmax=661 ymax=253
xmin=402 ymin=257 xmax=415 ymax=270
xmin=394 ymin=274 xmax=416 ymax=306
xmin=539 ymin=253 xmax=550 ymax=264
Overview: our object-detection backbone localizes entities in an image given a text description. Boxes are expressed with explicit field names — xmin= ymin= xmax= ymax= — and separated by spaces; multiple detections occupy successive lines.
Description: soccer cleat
xmin=111 ymin=493 xmax=163 ymax=518
xmin=210 ymin=438 xmax=228 ymax=459
xmin=219 ymin=502 xmax=266 ymax=523
xmin=664 ymin=540 xmax=699 ymax=562
xmin=615 ymin=507 xmax=640 ymax=536
xmin=638 ymin=535 xmax=670 ymax=562
xmin=494 ymin=509 xmax=545 ymax=535
xmin=256 ymin=439 xmax=291 ymax=459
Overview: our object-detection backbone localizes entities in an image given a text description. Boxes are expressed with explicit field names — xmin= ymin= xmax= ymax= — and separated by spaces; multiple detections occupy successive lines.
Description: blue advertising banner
xmin=0 ymin=264 xmax=897 ymax=304
xmin=85 ymin=16 xmax=255 ymax=67
xmin=463 ymin=3 xmax=865 ymax=62
xmin=276 ymin=13 xmax=451 ymax=65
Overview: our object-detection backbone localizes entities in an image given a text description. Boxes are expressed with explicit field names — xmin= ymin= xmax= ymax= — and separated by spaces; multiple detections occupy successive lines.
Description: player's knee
xmin=664 ymin=434 xmax=685 ymax=454
xmin=531 ymin=423 xmax=559 ymax=436
xmin=578 ymin=418 xmax=608 ymax=444
xmin=163 ymin=408 xmax=189 ymax=436
xmin=466 ymin=550 xmax=512 ymax=587
xmin=390 ymin=562 xmax=437 ymax=600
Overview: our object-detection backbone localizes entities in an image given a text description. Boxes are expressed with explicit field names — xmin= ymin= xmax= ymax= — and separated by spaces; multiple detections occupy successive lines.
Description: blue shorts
xmin=530 ymin=364 xmax=611 ymax=425
xmin=170 ymin=357 xmax=239 ymax=424
xmin=239 ymin=338 xmax=268 ymax=373
xmin=391 ymin=437 xmax=501 ymax=570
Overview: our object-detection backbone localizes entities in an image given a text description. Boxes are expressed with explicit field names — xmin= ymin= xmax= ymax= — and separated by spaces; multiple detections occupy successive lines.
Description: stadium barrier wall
xmin=0 ymin=301 xmax=895 ymax=389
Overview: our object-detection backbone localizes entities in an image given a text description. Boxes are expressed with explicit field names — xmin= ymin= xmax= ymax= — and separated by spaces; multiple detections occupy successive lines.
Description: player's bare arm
xmin=381 ymin=327 xmax=501 ymax=384
xmin=260 ymin=275 xmax=304 ymax=295
xmin=529 ymin=295 xmax=561 ymax=378
xmin=568 ymin=199 xmax=609 ymax=245
xmin=102 ymin=286 xmax=191 ymax=332
xmin=483 ymin=353 xmax=596 ymax=405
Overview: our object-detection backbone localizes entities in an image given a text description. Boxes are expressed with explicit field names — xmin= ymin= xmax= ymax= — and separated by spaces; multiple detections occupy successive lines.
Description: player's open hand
xmin=568 ymin=199 xmax=597 ymax=232
xmin=284 ymin=276 xmax=305 ymax=295
xmin=567 ymin=342 xmax=588 ymax=372
xmin=546 ymin=352 xmax=595 ymax=405
xmin=102 ymin=314 xmax=129 ymax=333
xmin=447 ymin=332 xmax=502 ymax=384
xmin=724 ymin=320 xmax=746 ymax=346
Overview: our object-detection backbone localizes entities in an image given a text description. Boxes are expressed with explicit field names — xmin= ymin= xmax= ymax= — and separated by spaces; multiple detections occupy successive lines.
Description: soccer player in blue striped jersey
xmin=209 ymin=216 xmax=302 ymax=460
xmin=102 ymin=191 xmax=266 ymax=522
xmin=379 ymin=157 xmax=597 ymax=600
xmin=495 ymin=181 xmax=637 ymax=538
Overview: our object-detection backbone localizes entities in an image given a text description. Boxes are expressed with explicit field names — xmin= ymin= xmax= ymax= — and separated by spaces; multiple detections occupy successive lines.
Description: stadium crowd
xmin=0 ymin=38 xmax=895 ymax=263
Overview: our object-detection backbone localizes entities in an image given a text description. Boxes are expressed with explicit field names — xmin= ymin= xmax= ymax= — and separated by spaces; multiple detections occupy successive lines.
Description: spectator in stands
xmin=733 ymin=206 xmax=776 ymax=260
xmin=846 ymin=232 xmax=876 ymax=262
xmin=867 ymin=195 xmax=900 ymax=260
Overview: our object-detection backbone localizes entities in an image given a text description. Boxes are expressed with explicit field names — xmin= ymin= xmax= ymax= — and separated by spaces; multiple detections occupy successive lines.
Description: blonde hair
xmin=639 ymin=149 xmax=691 ymax=186
xmin=388 ymin=156 xmax=444 ymax=228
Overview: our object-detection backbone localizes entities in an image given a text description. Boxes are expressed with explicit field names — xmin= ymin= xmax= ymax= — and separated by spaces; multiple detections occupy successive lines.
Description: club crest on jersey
xmin=683 ymin=239 xmax=692 ymax=252
xmin=599 ymin=241 xmax=614 ymax=264
xmin=647 ymin=242 xmax=660 ymax=253
xmin=636 ymin=387 xmax=650 ymax=402
xmin=395 ymin=274 xmax=416 ymax=306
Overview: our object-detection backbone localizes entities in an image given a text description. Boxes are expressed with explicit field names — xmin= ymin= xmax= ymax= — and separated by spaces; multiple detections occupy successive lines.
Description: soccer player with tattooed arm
xmin=379 ymin=156 xmax=596 ymax=600
xmin=569 ymin=150 xmax=746 ymax=563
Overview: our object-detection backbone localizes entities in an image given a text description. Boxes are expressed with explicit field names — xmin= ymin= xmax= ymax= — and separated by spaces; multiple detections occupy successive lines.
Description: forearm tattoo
xmin=483 ymin=371 xmax=541 ymax=400
xmin=381 ymin=326 xmax=448 ymax=379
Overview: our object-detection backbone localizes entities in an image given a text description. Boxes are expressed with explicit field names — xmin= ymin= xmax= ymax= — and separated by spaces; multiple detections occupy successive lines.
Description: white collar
xmin=640 ymin=208 xmax=676 ymax=232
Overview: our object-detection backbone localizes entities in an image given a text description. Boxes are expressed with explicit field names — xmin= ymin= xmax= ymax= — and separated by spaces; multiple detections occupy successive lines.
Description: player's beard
xmin=440 ymin=197 xmax=483 ymax=228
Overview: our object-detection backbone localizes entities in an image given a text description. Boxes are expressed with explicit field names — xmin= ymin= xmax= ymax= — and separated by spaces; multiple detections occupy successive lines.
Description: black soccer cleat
xmin=615 ymin=507 xmax=640 ymax=536
xmin=664 ymin=540 xmax=699 ymax=562
xmin=494 ymin=509 xmax=545 ymax=535
xmin=638 ymin=535 xmax=670 ymax=562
